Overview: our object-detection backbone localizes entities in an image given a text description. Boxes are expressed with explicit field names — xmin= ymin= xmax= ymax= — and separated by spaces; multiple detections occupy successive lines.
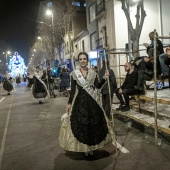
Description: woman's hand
xmin=66 ymin=104 xmax=71 ymax=113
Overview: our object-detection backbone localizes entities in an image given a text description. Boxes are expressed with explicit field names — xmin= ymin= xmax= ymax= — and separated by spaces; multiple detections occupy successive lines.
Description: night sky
xmin=0 ymin=0 xmax=41 ymax=65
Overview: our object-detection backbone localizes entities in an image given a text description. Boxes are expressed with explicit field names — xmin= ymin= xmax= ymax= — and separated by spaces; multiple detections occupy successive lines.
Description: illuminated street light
xmin=37 ymin=36 xmax=42 ymax=44
xmin=46 ymin=10 xmax=53 ymax=16
xmin=3 ymin=51 xmax=11 ymax=71
xmin=46 ymin=10 xmax=55 ymax=67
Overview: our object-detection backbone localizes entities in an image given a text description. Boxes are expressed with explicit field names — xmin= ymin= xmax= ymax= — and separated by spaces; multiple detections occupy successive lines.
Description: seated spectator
xmin=164 ymin=47 xmax=170 ymax=88
xmin=115 ymin=62 xmax=139 ymax=112
xmin=159 ymin=53 xmax=169 ymax=79
xmin=134 ymin=56 xmax=153 ymax=90
xmin=143 ymin=31 xmax=164 ymax=77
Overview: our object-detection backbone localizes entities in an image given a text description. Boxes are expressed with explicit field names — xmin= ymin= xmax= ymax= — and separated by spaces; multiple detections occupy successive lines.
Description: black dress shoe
xmin=121 ymin=105 xmax=130 ymax=112
xmin=116 ymin=105 xmax=125 ymax=110
xmin=39 ymin=100 xmax=43 ymax=104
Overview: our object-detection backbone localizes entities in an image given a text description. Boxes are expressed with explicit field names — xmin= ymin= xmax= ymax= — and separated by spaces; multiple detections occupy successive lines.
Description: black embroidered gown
xmin=32 ymin=72 xmax=48 ymax=99
xmin=3 ymin=77 xmax=13 ymax=92
xmin=59 ymin=69 xmax=113 ymax=152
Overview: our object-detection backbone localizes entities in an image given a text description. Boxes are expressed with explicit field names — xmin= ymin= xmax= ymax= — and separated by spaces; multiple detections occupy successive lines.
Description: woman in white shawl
xmin=59 ymin=52 xmax=114 ymax=159
xmin=3 ymin=71 xmax=13 ymax=95
xmin=32 ymin=66 xmax=48 ymax=104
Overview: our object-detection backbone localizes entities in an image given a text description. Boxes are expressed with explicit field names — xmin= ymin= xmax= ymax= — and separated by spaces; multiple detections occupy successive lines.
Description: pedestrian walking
xmin=27 ymin=71 xmax=34 ymax=88
xmin=16 ymin=74 xmax=21 ymax=85
xmin=3 ymin=71 xmax=14 ymax=95
xmin=59 ymin=68 xmax=70 ymax=97
xmin=32 ymin=66 xmax=49 ymax=104
xmin=23 ymin=73 xmax=27 ymax=85
xmin=46 ymin=68 xmax=57 ymax=98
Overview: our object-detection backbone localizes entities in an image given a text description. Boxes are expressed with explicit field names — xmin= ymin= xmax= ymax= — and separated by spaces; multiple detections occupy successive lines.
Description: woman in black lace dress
xmin=3 ymin=71 xmax=13 ymax=95
xmin=32 ymin=66 xmax=48 ymax=104
xmin=59 ymin=52 xmax=114 ymax=157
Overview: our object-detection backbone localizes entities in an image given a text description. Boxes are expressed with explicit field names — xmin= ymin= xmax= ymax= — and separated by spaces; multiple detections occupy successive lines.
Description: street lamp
xmin=3 ymin=51 xmax=11 ymax=68
xmin=46 ymin=10 xmax=55 ymax=68
xmin=37 ymin=36 xmax=42 ymax=44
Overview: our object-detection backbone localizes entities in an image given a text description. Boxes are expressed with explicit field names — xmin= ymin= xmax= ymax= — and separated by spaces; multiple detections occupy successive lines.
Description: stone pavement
xmin=0 ymin=83 xmax=170 ymax=170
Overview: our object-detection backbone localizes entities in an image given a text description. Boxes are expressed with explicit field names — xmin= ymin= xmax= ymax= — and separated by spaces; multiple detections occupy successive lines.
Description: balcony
xmin=96 ymin=0 xmax=106 ymax=19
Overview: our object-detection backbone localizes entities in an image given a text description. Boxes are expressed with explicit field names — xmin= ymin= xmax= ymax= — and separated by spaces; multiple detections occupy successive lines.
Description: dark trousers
xmin=102 ymin=93 xmax=113 ymax=118
xmin=115 ymin=88 xmax=139 ymax=106
xmin=138 ymin=70 xmax=153 ymax=87
xmin=49 ymin=83 xmax=55 ymax=96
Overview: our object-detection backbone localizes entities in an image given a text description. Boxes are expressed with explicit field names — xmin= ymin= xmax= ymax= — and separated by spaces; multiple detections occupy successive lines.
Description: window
xmin=72 ymin=2 xmax=80 ymax=6
xmin=47 ymin=2 xmax=52 ymax=7
xmin=89 ymin=3 xmax=96 ymax=23
xmin=90 ymin=32 xmax=97 ymax=50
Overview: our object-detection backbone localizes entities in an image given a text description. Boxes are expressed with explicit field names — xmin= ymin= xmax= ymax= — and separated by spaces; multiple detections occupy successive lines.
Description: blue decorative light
xmin=9 ymin=52 xmax=26 ymax=77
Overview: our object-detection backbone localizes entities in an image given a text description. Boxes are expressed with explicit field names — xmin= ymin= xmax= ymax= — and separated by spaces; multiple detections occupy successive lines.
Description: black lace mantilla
xmin=32 ymin=78 xmax=47 ymax=98
xmin=70 ymin=86 xmax=108 ymax=146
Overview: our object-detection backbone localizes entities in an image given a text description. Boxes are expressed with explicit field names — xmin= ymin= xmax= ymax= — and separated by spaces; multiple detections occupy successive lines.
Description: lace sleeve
xmin=68 ymin=76 xmax=76 ymax=104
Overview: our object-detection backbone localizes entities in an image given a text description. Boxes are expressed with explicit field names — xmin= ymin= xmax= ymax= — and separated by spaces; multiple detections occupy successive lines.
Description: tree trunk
xmin=120 ymin=0 xmax=146 ymax=59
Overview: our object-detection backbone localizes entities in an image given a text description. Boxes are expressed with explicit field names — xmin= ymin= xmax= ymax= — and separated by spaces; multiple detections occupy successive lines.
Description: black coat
xmin=99 ymin=67 xmax=117 ymax=94
xmin=164 ymin=57 xmax=170 ymax=88
xmin=59 ymin=72 xmax=70 ymax=88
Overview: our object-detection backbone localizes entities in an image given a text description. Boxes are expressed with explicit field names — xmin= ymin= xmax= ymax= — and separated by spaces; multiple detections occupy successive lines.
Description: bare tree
xmin=29 ymin=0 xmax=83 ymax=70
xmin=52 ymin=0 xmax=77 ymax=68
xmin=119 ymin=0 xmax=146 ymax=58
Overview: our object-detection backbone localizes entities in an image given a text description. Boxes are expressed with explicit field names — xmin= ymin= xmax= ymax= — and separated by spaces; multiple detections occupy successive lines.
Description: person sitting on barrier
xmin=143 ymin=31 xmax=165 ymax=78
xmin=115 ymin=62 xmax=139 ymax=112
xmin=134 ymin=56 xmax=153 ymax=91
xmin=164 ymin=47 xmax=170 ymax=88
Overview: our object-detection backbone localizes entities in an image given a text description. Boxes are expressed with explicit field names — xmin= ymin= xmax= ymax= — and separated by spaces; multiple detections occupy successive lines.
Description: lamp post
xmin=46 ymin=10 xmax=55 ymax=68
xmin=37 ymin=36 xmax=43 ymax=45
xmin=3 ymin=51 xmax=11 ymax=70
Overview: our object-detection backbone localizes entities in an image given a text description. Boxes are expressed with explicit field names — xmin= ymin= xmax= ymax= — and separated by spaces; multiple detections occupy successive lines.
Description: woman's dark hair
xmin=78 ymin=52 xmax=89 ymax=61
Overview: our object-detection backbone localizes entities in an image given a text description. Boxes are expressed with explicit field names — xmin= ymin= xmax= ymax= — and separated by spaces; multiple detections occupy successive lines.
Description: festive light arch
xmin=9 ymin=52 xmax=26 ymax=77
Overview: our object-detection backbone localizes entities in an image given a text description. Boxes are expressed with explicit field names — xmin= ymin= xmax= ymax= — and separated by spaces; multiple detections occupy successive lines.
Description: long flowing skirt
xmin=59 ymin=89 xmax=113 ymax=152
xmin=3 ymin=79 xmax=13 ymax=92
xmin=32 ymin=78 xmax=48 ymax=99
xmin=16 ymin=77 xmax=21 ymax=84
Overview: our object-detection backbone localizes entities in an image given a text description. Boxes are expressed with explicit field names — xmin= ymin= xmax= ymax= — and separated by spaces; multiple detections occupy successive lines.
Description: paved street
xmin=0 ymin=83 xmax=170 ymax=170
